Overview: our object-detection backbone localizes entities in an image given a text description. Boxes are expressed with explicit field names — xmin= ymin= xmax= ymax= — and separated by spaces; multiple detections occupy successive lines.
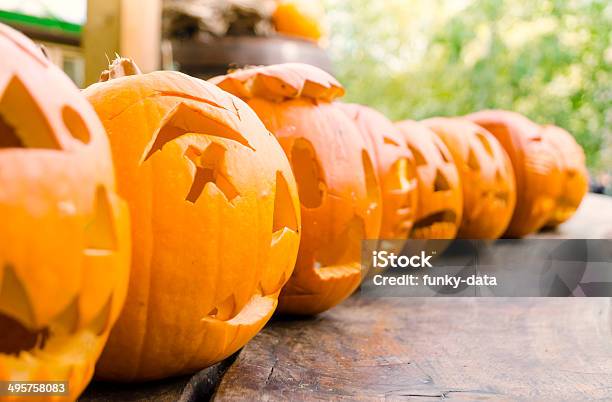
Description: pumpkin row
xmin=0 ymin=24 xmax=587 ymax=400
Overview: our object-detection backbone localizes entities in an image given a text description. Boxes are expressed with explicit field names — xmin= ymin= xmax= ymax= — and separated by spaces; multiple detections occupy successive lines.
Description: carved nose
xmin=467 ymin=148 xmax=481 ymax=171
xmin=433 ymin=169 xmax=451 ymax=192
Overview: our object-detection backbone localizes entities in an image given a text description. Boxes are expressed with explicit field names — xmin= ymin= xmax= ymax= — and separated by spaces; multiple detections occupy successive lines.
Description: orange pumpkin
xmin=340 ymin=103 xmax=418 ymax=239
xmin=84 ymin=58 xmax=301 ymax=380
xmin=0 ymin=25 xmax=130 ymax=400
xmin=212 ymin=63 xmax=381 ymax=315
xmin=541 ymin=124 xmax=588 ymax=227
xmin=395 ymin=120 xmax=462 ymax=239
xmin=466 ymin=110 xmax=562 ymax=237
xmin=272 ymin=0 xmax=324 ymax=41
xmin=423 ymin=117 xmax=516 ymax=239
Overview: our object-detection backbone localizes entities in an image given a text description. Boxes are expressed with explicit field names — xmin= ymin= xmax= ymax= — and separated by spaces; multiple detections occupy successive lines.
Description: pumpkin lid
xmin=210 ymin=63 xmax=344 ymax=102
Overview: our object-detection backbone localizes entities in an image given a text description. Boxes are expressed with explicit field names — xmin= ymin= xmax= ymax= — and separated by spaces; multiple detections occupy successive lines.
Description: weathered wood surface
xmin=214 ymin=297 xmax=612 ymax=401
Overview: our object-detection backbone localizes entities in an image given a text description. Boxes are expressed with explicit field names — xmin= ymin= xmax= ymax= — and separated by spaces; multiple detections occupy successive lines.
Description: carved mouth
xmin=0 ymin=313 xmax=49 ymax=356
xmin=410 ymin=210 xmax=457 ymax=239
xmin=0 ymin=299 xmax=112 ymax=392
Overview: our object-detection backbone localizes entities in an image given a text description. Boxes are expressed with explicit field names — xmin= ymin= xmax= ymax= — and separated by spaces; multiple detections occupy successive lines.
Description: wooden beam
xmin=119 ymin=0 xmax=161 ymax=74
xmin=83 ymin=0 xmax=160 ymax=86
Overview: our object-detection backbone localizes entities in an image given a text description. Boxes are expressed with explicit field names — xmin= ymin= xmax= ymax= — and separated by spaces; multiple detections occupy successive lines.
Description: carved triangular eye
xmin=383 ymin=136 xmax=399 ymax=146
xmin=0 ymin=75 xmax=58 ymax=149
xmin=84 ymin=186 xmax=118 ymax=254
xmin=433 ymin=169 xmax=451 ymax=192
xmin=291 ymin=138 xmax=325 ymax=208
xmin=142 ymin=102 xmax=253 ymax=163
xmin=407 ymin=144 xmax=427 ymax=166
xmin=475 ymin=132 xmax=494 ymax=157
xmin=467 ymin=148 xmax=481 ymax=170
xmin=0 ymin=114 xmax=20 ymax=148
xmin=62 ymin=105 xmax=91 ymax=144
xmin=435 ymin=142 xmax=451 ymax=163
xmin=272 ymin=171 xmax=298 ymax=233
xmin=362 ymin=150 xmax=380 ymax=213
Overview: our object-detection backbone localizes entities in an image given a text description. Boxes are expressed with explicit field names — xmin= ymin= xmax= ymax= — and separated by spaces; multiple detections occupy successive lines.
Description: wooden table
xmin=82 ymin=194 xmax=612 ymax=401
xmin=215 ymin=298 xmax=612 ymax=401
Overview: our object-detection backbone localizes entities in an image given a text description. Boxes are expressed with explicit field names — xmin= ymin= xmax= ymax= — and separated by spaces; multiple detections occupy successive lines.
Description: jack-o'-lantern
xmin=340 ymin=103 xmax=418 ymax=239
xmin=423 ymin=117 xmax=516 ymax=239
xmin=84 ymin=58 xmax=301 ymax=380
xmin=466 ymin=110 xmax=562 ymax=237
xmin=0 ymin=24 xmax=130 ymax=400
xmin=395 ymin=120 xmax=462 ymax=239
xmin=541 ymin=125 xmax=588 ymax=227
xmin=212 ymin=63 xmax=381 ymax=315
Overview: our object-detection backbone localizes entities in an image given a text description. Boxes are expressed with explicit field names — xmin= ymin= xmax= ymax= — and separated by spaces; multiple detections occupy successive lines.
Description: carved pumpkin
xmin=395 ymin=120 xmax=462 ymax=239
xmin=0 ymin=25 xmax=130 ymax=400
xmin=340 ymin=103 xmax=418 ymax=239
xmin=466 ymin=110 xmax=562 ymax=237
xmin=423 ymin=117 xmax=516 ymax=239
xmin=212 ymin=63 xmax=381 ymax=315
xmin=541 ymin=124 xmax=588 ymax=227
xmin=84 ymin=58 xmax=301 ymax=380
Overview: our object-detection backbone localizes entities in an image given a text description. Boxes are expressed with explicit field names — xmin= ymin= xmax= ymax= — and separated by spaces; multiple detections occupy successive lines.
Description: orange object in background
xmin=213 ymin=63 xmax=381 ymax=315
xmin=466 ymin=110 xmax=562 ymax=238
xmin=84 ymin=58 xmax=300 ymax=380
xmin=340 ymin=103 xmax=418 ymax=240
xmin=423 ymin=117 xmax=516 ymax=239
xmin=541 ymin=124 xmax=589 ymax=227
xmin=0 ymin=24 xmax=130 ymax=400
xmin=273 ymin=0 xmax=324 ymax=42
xmin=395 ymin=120 xmax=463 ymax=240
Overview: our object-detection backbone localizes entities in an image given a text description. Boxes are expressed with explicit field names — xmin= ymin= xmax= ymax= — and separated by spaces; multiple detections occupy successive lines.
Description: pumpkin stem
xmin=99 ymin=56 xmax=142 ymax=82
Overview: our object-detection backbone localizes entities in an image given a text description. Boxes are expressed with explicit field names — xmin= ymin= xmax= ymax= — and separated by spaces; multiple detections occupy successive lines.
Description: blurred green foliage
xmin=323 ymin=0 xmax=611 ymax=170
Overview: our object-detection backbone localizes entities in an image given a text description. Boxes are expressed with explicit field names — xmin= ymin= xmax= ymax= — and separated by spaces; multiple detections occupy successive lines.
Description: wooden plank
xmin=214 ymin=194 xmax=612 ymax=400
xmin=214 ymin=297 xmax=612 ymax=401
